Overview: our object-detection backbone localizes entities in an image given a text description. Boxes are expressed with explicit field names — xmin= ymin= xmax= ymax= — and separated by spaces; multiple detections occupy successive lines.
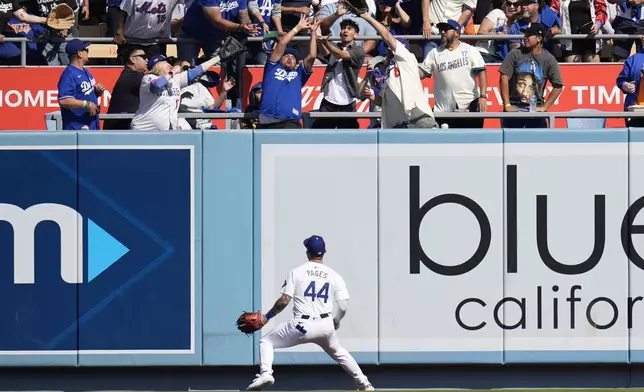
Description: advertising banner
xmin=503 ymin=132 xmax=629 ymax=362
xmin=0 ymin=133 xmax=198 ymax=366
xmin=0 ymin=63 xmax=629 ymax=131
xmin=0 ymin=67 xmax=226 ymax=131
xmin=377 ymin=133 xmax=504 ymax=363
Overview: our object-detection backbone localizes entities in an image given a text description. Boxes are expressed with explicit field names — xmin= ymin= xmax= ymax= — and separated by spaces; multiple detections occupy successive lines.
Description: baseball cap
xmin=197 ymin=70 xmax=221 ymax=88
xmin=283 ymin=46 xmax=300 ymax=61
xmin=65 ymin=39 xmax=90 ymax=57
xmin=436 ymin=19 xmax=462 ymax=33
xmin=304 ymin=235 xmax=326 ymax=257
xmin=378 ymin=0 xmax=398 ymax=6
xmin=521 ymin=22 xmax=547 ymax=37
xmin=147 ymin=55 xmax=167 ymax=71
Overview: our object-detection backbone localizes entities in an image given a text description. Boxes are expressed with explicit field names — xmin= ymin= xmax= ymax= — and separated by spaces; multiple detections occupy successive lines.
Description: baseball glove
xmin=236 ymin=311 xmax=267 ymax=335
xmin=218 ymin=35 xmax=247 ymax=63
xmin=342 ymin=0 xmax=368 ymax=15
xmin=47 ymin=3 xmax=75 ymax=30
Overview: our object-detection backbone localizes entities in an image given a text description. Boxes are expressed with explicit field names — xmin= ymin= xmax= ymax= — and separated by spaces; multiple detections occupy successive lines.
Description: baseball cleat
xmin=246 ymin=372 xmax=275 ymax=391
xmin=356 ymin=379 xmax=375 ymax=391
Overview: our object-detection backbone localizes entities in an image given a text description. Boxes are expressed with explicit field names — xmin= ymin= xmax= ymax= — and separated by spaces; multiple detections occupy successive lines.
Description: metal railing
xmin=1 ymin=32 xmax=638 ymax=66
xmin=45 ymin=111 xmax=644 ymax=131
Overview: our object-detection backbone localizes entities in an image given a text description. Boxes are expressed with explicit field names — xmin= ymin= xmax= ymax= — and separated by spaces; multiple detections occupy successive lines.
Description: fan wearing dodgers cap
xmin=246 ymin=235 xmax=374 ymax=391
xmin=131 ymin=53 xmax=222 ymax=130
xmin=356 ymin=7 xmax=438 ymax=128
xmin=57 ymin=39 xmax=106 ymax=130
xmin=420 ymin=19 xmax=488 ymax=129
xmin=257 ymin=14 xmax=319 ymax=129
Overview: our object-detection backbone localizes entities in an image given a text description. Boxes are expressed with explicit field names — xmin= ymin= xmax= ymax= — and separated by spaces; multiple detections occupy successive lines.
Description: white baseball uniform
xmin=131 ymin=72 xmax=189 ymax=130
xmin=381 ymin=41 xmax=434 ymax=128
xmin=259 ymin=261 xmax=370 ymax=386
xmin=420 ymin=41 xmax=486 ymax=112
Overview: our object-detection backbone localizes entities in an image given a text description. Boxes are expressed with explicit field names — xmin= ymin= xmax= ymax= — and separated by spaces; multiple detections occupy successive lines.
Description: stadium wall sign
xmin=0 ymin=64 xmax=629 ymax=130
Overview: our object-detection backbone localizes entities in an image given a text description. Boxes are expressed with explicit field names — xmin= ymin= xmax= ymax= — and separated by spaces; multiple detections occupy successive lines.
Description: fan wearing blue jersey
xmin=248 ymin=0 xmax=283 ymax=64
xmin=258 ymin=14 xmax=318 ymax=129
xmin=57 ymin=39 xmax=106 ymax=130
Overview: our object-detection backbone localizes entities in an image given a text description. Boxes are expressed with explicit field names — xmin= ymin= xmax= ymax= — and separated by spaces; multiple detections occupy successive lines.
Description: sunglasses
xmin=506 ymin=1 xmax=519 ymax=6
xmin=133 ymin=54 xmax=147 ymax=59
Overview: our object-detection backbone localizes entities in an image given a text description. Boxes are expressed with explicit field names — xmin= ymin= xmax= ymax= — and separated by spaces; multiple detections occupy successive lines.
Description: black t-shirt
xmin=27 ymin=0 xmax=76 ymax=18
xmin=104 ymin=67 xmax=145 ymax=130
xmin=281 ymin=0 xmax=311 ymax=30
xmin=0 ymin=0 xmax=24 ymax=33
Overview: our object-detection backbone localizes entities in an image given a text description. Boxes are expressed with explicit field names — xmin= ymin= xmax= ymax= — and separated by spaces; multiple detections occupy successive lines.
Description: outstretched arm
xmin=270 ymin=14 xmax=311 ymax=63
xmin=359 ymin=12 xmax=397 ymax=52
xmin=265 ymin=293 xmax=292 ymax=320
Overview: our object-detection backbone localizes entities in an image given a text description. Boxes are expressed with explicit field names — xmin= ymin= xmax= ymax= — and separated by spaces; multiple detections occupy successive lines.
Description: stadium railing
xmin=2 ymin=33 xmax=641 ymax=67
xmin=44 ymin=111 xmax=644 ymax=131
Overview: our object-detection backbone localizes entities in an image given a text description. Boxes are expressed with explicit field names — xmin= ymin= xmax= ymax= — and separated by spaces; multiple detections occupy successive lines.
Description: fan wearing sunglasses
xmin=104 ymin=47 xmax=149 ymax=130
xmin=475 ymin=0 xmax=521 ymax=62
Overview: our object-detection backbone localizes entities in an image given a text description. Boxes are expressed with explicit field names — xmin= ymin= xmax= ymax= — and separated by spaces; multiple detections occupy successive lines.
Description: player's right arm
xmin=264 ymin=270 xmax=295 ymax=321
xmin=332 ymin=274 xmax=350 ymax=330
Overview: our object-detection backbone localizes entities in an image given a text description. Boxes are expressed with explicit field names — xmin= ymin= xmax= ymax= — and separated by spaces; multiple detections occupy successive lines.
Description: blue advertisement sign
xmin=0 ymin=146 xmax=194 ymax=354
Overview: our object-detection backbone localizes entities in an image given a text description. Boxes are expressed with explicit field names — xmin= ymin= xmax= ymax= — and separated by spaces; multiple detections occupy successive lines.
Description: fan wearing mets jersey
xmin=131 ymin=54 xmax=219 ymax=130
xmin=246 ymin=235 xmax=374 ymax=391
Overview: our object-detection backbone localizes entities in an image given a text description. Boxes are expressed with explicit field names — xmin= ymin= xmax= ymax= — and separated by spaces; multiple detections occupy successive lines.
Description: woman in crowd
xmin=551 ymin=0 xmax=607 ymax=62
xmin=475 ymin=0 xmax=521 ymax=62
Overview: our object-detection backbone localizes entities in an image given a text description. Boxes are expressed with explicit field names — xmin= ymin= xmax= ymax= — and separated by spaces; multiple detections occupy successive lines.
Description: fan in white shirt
xmin=358 ymin=9 xmax=438 ymax=129
xmin=420 ymin=19 xmax=488 ymax=129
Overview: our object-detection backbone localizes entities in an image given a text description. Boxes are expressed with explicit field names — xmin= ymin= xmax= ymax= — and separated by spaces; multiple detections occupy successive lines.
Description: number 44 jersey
xmin=281 ymin=261 xmax=349 ymax=318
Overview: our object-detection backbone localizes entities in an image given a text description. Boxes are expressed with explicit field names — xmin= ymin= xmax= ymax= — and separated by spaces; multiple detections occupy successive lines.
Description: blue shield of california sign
xmin=0 ymin=145 xmax=194 ymax=354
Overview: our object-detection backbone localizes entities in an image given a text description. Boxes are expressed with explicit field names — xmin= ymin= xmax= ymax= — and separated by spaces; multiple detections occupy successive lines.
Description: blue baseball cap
xmin=65 ymin=39 xmax=90 ymax=57
xmin=284 ymin=46 xmax=300 ymax=61
xmin=304 ymin=235 xmax=326 ymax=257
xmin=148 ymin=55 xmax=167 ymax=71
xmin=436 ymin=19 xmax=463 ymax=33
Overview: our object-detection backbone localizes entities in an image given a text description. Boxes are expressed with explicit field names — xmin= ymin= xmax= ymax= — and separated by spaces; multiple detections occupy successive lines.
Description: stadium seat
xmin=566 ymin=108 xmax=606 ymax=128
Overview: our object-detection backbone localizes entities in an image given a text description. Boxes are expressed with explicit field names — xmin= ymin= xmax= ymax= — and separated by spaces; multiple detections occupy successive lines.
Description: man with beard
xmin=312 ymin=18 xmax=365 ymax=129
xmin=257 ymin=14 xmax=318 ymax=129
xmin=420 ymin=19 xmax=488 ymax=129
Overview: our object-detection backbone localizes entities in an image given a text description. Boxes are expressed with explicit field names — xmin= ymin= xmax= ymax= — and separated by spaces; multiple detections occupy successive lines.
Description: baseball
xmin=312 ymin=0 xmax=320 ymax=6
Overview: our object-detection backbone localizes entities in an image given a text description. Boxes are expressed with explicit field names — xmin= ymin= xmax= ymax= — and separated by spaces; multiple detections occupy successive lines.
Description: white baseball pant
xmin=259 ymin=316 xmax=368 ymax=384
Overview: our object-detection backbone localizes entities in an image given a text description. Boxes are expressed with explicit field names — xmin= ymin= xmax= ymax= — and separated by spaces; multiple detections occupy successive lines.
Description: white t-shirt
xmin=131 ymin=72 xmax=189 ymax=130
xmin=475 ymin=8 xmax=505 ymax=54
xmin=429 ymin=0 xmax=476 ymax=25
xmin=325 ymin=57 xmax=353 ymax=106
xmin=381 ymin=41 xmax=434 ymax=128
xmin=180 ymin=82 xmax=216 ymax=129
xmin=280 ymin=261 xmax=349 ymax=318
xmin=120 ymin=0 xmax=182 ymax=41
xmin=421 ymin=41 xmax=485 ymax=112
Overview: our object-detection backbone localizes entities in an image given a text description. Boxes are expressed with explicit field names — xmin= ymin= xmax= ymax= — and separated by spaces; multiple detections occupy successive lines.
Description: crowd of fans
xmin=6 ymin=0 xmax=644 ymax=130
xmin=0 ymin=0 xmax=639 ymax=66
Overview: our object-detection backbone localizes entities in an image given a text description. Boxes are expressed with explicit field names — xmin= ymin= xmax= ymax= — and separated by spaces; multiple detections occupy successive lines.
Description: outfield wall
xmin=2 ymin=128 xmax=644 ymax=367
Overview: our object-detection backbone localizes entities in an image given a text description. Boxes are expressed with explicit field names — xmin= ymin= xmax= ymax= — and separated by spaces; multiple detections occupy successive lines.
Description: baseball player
xmin=245 ymin=235 xmax=374 ymax=391
xmin=131 ymin=54 xmax=220 ymax=130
